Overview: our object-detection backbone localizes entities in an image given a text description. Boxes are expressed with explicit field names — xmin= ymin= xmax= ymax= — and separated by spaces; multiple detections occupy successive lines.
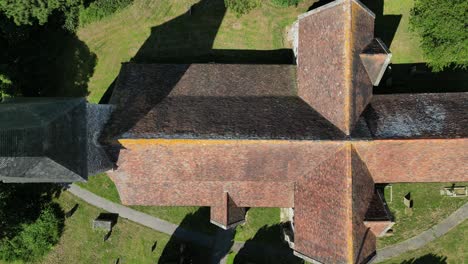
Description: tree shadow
xmin=234 ymin=224 xmax=303 ymax=264
xmin=400 ymin=253 xmax=448 ymax=264
xmin=158 ymin=207 xmax=214 ymax=263
xmin=0 ymin=12 xmax=97 ymax=97
xmin=374 ymin=63 xmax=468 ymax=94
xmin=0 ymin=183 xmax=65 ymax=240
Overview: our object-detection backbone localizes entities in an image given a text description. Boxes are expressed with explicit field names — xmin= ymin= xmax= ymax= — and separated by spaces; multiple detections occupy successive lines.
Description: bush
xmin=224 ymin=0 xmax=261 ymax=17
xmin=0 ymin=203 xmax=64 ymax=262
xmin=79 ymin=0 xmax=133 ymax=26
xmin=0 ymin=73 xmax=13 ymax=100
xmin=271 ymin=0 xmax=301 ymax=7
xmin=410 ymin=0 xmax=468 ymax=72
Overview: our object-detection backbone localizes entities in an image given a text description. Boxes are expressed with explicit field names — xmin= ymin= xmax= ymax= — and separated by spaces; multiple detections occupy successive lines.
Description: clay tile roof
xmin=105 ymin=63 xmax=345 ymax=140
xmin=296 ymin=0 xmax=377 ymax=135
xmin=360 ymin=38 xmax=392 ymax=86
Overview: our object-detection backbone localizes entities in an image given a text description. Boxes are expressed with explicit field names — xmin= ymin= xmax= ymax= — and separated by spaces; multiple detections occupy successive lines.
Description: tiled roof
xmin=104 ymin=63 xmax=345 ymax=140
xmin=355 ymin=93 xmax=468 ymax=139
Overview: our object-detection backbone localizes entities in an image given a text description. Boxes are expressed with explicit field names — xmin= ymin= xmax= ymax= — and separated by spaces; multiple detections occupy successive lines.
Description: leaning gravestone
xmin=403 ymin=192 xmax=413 ymax=215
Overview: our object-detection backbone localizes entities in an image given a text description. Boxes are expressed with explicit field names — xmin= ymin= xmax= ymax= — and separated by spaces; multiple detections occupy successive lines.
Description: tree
xmin=224 ymin=0 xmax=261 ymax=17
xmin=0 ymin=0 xmax=81 ymax=31
xmin=410 ymin=0 xmax=468 ymax=72
xmin=0 ymin=184 xmax=64 ymax=262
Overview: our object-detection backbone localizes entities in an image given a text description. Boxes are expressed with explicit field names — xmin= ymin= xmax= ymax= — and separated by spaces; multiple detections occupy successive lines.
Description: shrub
xmin=0 ymin=73 xmax=13 ymax=100
xmin=0 ymin=204 xmax=64 ymax=262
xmin=224 ymin=0 xmax=261 ymax=17
xmin=79 ymin=0 xmax=133 ymax=26
xmin=271 ymin=0 xmax=301 ymax=7
xmin=410 ymin=0 xmax=468 ymax=72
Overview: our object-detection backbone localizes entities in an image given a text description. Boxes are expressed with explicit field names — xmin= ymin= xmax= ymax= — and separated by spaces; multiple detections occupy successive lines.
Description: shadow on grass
xmin=375 ymin=63 xmax=468 ymax=94
xmin=361 ymin=0 xmax=401 ymax=48
xmin=234 ymin=224 xmax=303 ymax=264
xmin=158 ymin=208 xmax=214 ymax=263
xmin=0 ymin=12 xmax=97 ymax=98
xmin=0 ymin=183 xmax=65 ymax=243
xmin=400 ymin=253 xmax=448 ymax=264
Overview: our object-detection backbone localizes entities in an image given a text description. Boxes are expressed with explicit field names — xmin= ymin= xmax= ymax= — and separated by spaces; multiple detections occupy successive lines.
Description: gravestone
xmin=93 ymin=213 xmax=118 ymax=232
xmin=403 ymin=193 xmax=413 ymax=208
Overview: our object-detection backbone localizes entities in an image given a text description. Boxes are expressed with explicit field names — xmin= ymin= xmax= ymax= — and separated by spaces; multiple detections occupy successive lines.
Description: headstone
xmin=403 ymin=193 xmax=412 ymax=208
xmin=93 ymin=213 xmax=118 ymax=232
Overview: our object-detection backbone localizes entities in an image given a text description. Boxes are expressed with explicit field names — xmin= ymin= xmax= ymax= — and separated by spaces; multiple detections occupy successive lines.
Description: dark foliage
xmin=271 ymin=0 xmax=301 ymax=7
xmin=0 ymin=12 xmax=96 ymax=97
xmin=224 ymin=0 xmax=261 ymax=17
xmin=79 ymin=0 xmax=133 ymax=26
xmin=0 ymin=0 xmax=82 ymax=31
xmin=410 ymin=0 xmax=468 ymax=72
xmin=0 ymin=183 xmax=65 ymax=262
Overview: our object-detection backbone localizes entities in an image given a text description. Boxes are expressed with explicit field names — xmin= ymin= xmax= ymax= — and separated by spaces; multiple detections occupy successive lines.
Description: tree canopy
xmin=410 ymin=0 xmax=468 ymax=72
xmin=0 ymin=0 xmax=81 ymax=30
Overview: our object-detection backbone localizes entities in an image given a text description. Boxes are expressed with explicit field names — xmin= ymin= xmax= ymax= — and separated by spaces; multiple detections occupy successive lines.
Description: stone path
xmin=68 ymin=184 xmax=213 ymax=247
xmin=375 ymin=201 xmax=468 ymax=263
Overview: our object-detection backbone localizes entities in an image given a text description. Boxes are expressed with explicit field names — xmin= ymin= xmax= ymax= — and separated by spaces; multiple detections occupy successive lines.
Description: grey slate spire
xmin=0 ymin=98 xmax=113 ymax=183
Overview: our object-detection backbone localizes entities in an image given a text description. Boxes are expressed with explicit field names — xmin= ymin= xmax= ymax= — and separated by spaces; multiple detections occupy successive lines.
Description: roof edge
xmin=298 ymin=0 xmax=345 ymax=20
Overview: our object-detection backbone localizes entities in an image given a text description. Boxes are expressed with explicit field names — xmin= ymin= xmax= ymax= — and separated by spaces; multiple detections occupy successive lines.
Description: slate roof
xmin=0 ymin=98 xmax=87 ymax=182
xmin=0 ymin=98 xmax=114 ymax=182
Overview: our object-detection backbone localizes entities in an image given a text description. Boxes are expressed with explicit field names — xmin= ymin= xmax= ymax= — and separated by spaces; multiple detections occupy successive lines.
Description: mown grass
xmin=78 ymin=0 xmax=315 ymax=103
xmin=377 ymin=0 xmax=424 ymax=63
xmin=377 ymin=182 xmax=468 ymax=248
xmin=234 ymin=207 xmax=281 ymax=243
xmin=0 ymin=191 xmax=173 ymax=264
xmin=380 ymin=220 xmax=467 ymax=264
xmin=76 ymin=173 xmax=120 ymax=203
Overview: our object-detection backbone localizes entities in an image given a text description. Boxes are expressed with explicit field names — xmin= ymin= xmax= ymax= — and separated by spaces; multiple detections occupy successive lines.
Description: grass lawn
xmin=78 ymin=0 xmax=316 ymax=103
xmin=379 ymin=220 xmax=467 ymax=264
xmin=377 ymin=182 xmax=468 ymax=248
xmin=0 ymin=191 xmax=174 ymax=264
xmin=234 ymin=208 xmax=281 ymax=243
xmin=378 ymin=0 xmax=424 ymax=63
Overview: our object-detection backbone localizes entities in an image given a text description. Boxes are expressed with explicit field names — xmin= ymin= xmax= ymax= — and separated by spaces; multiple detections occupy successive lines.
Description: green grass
xmin=377 ymin=182 xmax=468 ymax=248
xmin=77 ymin=0 xmax=316 ymax=103
xmin=76 ymin=173 xmax=120 ymax=203
xmin=378 ymin=0 xmax=424 ymax=63
xmin=0 ymin=191 xmax=174 ymax=264
xmin=380 ymin=220 xmax=467 ymax=264
xmin=234 ymin=208 xmax=281 ymax=243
